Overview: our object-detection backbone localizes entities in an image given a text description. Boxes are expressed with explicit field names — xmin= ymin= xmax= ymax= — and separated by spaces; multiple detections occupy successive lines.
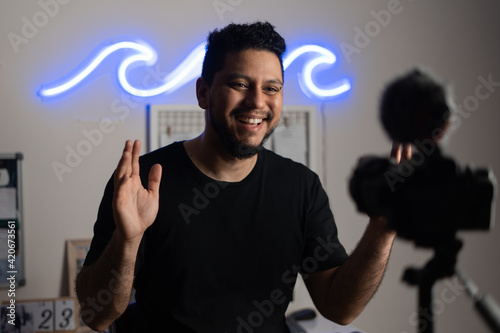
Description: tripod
xmin=403 ymin=235 xmax=500 ymax=333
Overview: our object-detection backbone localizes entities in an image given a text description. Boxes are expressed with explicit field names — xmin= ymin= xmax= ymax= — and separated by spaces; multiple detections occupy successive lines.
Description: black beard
xmin=208 ymin=107 xmax=276 ymax=159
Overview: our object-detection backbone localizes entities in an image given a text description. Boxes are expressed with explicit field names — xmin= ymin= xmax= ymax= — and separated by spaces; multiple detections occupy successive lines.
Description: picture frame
xmin=65 ymin=239 xmax=91 ymax=298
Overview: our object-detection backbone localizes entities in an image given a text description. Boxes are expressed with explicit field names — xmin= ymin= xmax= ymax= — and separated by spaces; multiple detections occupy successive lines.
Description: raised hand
xmin=112 ymin=140 xmax=162 ymax=244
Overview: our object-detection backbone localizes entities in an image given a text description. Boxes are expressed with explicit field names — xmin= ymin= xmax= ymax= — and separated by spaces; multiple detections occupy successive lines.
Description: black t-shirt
xmin=84 ymin=142 xmax=348 ymax=332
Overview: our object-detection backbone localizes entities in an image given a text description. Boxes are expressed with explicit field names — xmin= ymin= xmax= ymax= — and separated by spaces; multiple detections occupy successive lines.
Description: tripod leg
xmin=418 ymin=281 xmax=434 ymax=333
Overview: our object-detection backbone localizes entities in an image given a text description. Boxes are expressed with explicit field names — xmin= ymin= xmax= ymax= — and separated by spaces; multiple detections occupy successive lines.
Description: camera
xmin=349 ymin=69 xmax=497 ymax=247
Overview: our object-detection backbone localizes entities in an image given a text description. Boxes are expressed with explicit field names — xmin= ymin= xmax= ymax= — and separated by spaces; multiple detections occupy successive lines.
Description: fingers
xmin=390 ymin=142 xmax=401 ymax=163
xmin=114 ymin=140 xmax=162 ymax=195
xmin=131 ymin=140 xmax=141 ymax=177
xmin=401 ymin=143 xmax=412 ymax=161
xmin=115 ymin=140 xmax=133 ymax=182
xmin=390 ymin=142 xmax=412 ymax=163
xmin=148 ymin=164 xmax=162 ymax=195
xmin=115 ymin=140 xmax=141 ymax=183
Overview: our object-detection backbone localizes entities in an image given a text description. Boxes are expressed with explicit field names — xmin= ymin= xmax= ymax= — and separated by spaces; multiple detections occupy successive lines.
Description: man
xmin=76 ymin=21 xmax=405 ymax=332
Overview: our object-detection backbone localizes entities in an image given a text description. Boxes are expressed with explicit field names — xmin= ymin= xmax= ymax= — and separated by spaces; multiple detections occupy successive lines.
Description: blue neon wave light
xmin=38 ymin=39 xmax=351 ymax=100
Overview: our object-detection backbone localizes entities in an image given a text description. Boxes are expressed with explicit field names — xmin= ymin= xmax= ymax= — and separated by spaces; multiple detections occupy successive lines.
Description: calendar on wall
xmin=147 ymin=105 xmax=317 ymax=170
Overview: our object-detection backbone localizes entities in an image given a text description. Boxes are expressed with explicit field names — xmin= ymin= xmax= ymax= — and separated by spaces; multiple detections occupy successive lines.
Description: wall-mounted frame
xmin=147 ymin=105 xmax=317 ymax=171
xmin=0 ymin=153 xmax=25 ymax=289
xmin=65 ymin=239 xmax=91 ymax=298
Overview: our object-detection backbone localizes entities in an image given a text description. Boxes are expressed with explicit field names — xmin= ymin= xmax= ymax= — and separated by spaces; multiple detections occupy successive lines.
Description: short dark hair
xmin=201 ymin=21 xmax=287 ymax=86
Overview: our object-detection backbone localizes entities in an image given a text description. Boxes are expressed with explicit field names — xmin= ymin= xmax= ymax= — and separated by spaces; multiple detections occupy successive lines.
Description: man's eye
xmin=228 ymin=82 xmax=248 ymax=89
xmin=264 ymin=86 xmax=282 ymax=94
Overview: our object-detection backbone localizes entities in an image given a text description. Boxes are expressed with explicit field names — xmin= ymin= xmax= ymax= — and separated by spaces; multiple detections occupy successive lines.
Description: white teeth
xmin=238 ymin=117 xmax=263 ymax=124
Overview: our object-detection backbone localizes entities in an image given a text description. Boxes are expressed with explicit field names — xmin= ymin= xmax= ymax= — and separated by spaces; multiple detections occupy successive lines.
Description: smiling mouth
xmin=236 ymin=116 xmax=266 ymax=127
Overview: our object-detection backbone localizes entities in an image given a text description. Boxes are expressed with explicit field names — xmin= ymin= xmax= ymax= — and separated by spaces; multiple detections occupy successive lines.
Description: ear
xmin=196 ymin=77 xmax=209 ymax=110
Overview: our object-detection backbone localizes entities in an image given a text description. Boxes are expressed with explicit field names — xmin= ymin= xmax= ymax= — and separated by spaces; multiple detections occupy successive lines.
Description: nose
xmin=244 ymin=87 xmax=266 ymax=110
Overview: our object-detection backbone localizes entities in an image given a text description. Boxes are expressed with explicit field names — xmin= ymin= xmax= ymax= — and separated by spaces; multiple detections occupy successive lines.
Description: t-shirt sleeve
xmin=83 ymin=175 xmax=116 ymax=266
xmin=302 ymin=173 xmax=348 ymax=272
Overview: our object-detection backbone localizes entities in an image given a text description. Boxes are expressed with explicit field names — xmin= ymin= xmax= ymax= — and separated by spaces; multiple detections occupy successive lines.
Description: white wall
xmin=1 ymin=1 xmax=499 ymax=332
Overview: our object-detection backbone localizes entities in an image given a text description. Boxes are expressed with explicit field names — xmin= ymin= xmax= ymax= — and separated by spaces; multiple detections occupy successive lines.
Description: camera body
xmin=349 ymin=69 xmax=497 ymax=247
xmin=349 ymin=149 xmax=496 ymax=246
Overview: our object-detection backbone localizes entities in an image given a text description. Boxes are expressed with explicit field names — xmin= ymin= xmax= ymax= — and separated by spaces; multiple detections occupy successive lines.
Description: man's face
xmin=200 ymin=49 xmax=284 ymax=159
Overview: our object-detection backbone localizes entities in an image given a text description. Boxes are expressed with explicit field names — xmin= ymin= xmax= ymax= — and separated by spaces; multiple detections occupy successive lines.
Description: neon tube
xmin=39 ymin=40 xmax=351 ymax=100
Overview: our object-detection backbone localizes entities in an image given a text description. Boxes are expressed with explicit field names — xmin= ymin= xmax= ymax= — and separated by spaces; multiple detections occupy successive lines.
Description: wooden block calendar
xmin=1 ymin=297 xmax=78 ymax=333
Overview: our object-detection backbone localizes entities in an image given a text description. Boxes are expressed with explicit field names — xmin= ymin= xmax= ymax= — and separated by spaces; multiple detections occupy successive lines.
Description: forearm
xmin=76 ymin=231 xmax=141 ymax=331
xmin=325 ymin=218 xmax=396 ymax=324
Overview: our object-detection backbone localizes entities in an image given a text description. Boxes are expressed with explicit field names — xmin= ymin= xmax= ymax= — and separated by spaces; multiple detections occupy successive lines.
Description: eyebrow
xmin=226 ymin=73 xmax=283 ymax=86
